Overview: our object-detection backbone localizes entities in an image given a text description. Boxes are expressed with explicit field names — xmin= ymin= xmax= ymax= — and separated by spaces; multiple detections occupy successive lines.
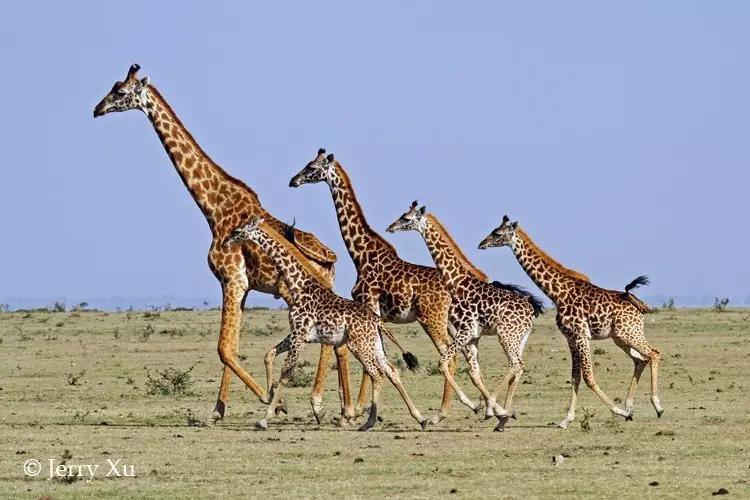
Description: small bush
xmin=139 ymin=324 xmax=155 ymax=342
xmin=0 ymin=304 xmax=9 ymax=313
xmin=287 ymin=367 xmax=313 ymax=388
xmin=52 ymin=301 xmax=66 ymax=313
xmin=67 ymin=370 xmax=86 ymax=386
xmin=593 ymin=347 xmax=607 ymax=355
xmin=714 ymin=297 xmax=729 ymax=312
xmin=145 ymin=365 xmax=195 ymax=395
xmin=580 ymin=407 xmax=595 ymax=431
xmin=662 ymin=298 xmax=676 ymax=310
xmin=425 ymin=361 xmax=442 ymax=377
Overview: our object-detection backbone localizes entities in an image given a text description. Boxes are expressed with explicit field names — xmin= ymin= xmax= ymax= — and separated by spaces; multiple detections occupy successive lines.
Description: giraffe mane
xmin=260 ymin=222 xmax=333 ymax=289
xmin=516 ymin=228 xmax=590 ymax=282
xmin=334 ymin=164 xmax=397 ymax=254
xmin=147 ymin=87 xmax=260 ymax=203
xmin=425 ymin=214 xmax=488 ymax=281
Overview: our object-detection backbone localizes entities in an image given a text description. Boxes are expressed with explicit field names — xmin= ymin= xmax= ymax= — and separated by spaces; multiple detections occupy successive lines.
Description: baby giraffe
xmin=224 ymin=217 xmax=427 ymax=431
xmin=387 ymin=203 xmax=545 ymax=431
xmin=479 ymin=216 xmax=664 ymax=428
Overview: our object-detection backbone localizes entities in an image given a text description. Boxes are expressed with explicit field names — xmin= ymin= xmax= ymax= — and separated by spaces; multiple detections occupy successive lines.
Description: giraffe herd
xmin=94 ymin=64 xmax=664 ymax=432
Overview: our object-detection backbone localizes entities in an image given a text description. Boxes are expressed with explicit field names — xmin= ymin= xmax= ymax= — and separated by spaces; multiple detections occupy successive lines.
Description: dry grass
xmin=0 ymin=308 xmax=748 ymax=499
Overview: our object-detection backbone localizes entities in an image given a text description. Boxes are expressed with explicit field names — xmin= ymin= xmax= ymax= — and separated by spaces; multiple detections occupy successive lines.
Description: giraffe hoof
xmin=420 ymin=419 xmax=430 ymax=430
xmin=205 ymin=411 xmax=222 ymax=427
xmin=313 ymin=410 xmax=326 ymax=425
xmin=625 ymin=412 xmax=634 ymax=421
xmin=557 ymin=421 xmax=570 ymax=429
xmin=255 ymin=419 xmax=268 ymax=430
xmin=656 ymin=409 xmax=665 ymax=418
xmin=511 ymin=409 xmax=517 ymax=420
xmin=358 ymin=423 xmax=374 ymax=432
xmin=275 ymin=399 xmax=289 ymax=416
xmin=495 ymin=415 xmax=510 ymax=432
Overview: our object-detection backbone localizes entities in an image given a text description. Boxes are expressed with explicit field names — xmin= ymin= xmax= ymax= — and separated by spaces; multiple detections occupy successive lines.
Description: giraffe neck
xmin=509 ymin=229 xmax=581 ymax=303
xmin=143 ymin=87 xmax=264 ymax=233
xmin=327 ymin=163 xmax=396 ymax=269
xmin=418 ymin=215 xmax=472 ymax=291
xmin=254 ymin=228 xmax=319 ymax=303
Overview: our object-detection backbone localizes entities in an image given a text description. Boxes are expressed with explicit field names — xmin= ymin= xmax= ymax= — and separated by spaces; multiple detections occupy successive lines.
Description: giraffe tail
xmin=379 ymin=325 xmax=420 ymax=371
xmin=621 ymin=275 xmax=650 ymax=313
xmin=491 ymin=281 xmax=546 ymax=317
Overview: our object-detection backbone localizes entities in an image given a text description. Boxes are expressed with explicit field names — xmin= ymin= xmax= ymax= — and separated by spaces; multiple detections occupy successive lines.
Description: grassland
xmin=0 ymin=307 xmax=748 ymax=499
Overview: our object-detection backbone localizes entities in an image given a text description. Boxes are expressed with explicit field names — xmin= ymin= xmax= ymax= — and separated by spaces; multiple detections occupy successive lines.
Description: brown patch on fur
xmin=260 ymin=222 xmax=333 ymax=289
xmin=334 ymin=163 xmax=397 ymax=254
xmin=425 ymin=214 xmax=488 ymax=281
xmin=516 ymin=228 xmax=590 ymax=282
xmin=148 ymin=87 xmax=260 ymax=202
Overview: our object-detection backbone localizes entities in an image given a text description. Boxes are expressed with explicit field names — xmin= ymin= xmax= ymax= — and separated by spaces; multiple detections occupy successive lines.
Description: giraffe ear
xmin=326 ymin=153 xmax=335 ymax=163
xmin=139 ymin=76 xmax=150 ymax=88
xmin=418 ymin=206 xmax=426 ymax=216
xmin=510 ymin=221 xmax=519 ymax=230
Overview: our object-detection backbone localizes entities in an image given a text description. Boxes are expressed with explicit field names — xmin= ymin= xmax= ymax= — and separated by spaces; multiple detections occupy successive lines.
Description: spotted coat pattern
xmin=224 ymin=218 xmax=427 ymax=431
xmin=93 ymin=64 xmax=348 ymax=425
xmin=479 ymin=216 xmax=664 ymax=428
xmin=388 ymin=205 xmax=541 ymax=430
xmin=289 ymin=151 xmax=458 ymax=423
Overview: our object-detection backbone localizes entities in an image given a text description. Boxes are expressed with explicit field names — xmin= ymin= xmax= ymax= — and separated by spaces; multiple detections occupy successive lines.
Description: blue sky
xmin=1 ymin=1 xmax=748 ymax=306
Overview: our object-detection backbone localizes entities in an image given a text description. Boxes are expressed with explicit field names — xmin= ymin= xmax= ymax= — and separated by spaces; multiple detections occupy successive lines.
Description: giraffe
xmin=386 ymin=203 xmax=545 ymax=431
xmin=289 ymin=149 xmax=459 ymax=424
xmin=93 ymin=63 xmax=355 ymax=425
xmin=224 ymin=217 xmax=428 ymax=431
xmin=478 ymin=215 xmax=664 ymax=428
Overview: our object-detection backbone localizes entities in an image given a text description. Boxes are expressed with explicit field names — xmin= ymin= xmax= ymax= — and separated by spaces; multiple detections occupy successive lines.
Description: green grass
xmin=0 ymin=308 xmax=748 ymax=499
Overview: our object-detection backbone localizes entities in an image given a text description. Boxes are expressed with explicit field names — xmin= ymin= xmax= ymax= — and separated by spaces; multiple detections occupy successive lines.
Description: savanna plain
xmin=0 ymin=307 xmax=748 ymax=499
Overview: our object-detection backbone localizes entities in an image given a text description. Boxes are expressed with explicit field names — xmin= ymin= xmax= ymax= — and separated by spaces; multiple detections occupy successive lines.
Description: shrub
xmin=287 ymin=367 xmax=313 ymax=388
xmin=52 ymin=301 xmax=66 ymax=313
xmin=145 ymin=365 xmax=195 ymax=395
xmin=714 ymin=297 xmax=729 ymax=312
xmin=67 ymin=370 xmax=86 ymax=386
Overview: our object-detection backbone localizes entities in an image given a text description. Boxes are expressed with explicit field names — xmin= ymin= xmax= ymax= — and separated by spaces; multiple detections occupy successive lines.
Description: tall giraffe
xmin=289 ymin=149 xmax=459 ymax=424
xmin=387 ymin=203 xmax=544 ymax=431
xmin=478 ymin=216 xmax=664 ymax=428
xmin=93 ymin=64 xmax=354 ymax=424
xmin=224 ymin=217 xmax=427 ymax=431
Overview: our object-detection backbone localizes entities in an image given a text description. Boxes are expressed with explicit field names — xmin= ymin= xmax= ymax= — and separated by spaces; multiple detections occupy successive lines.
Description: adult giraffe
xmin=289 ymin=149 xmax=458 ymax=424
xmin=93 ymin=63 xmax=351 ymax=425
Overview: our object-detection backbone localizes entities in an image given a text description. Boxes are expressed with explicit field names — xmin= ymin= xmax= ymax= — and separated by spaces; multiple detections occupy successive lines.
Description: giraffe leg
xmin=215 ymin=281 xmax=268 ymax=420
xmin=462 ymin=339 xmax=513 ymax=420
xmin=614 ymin=329 xmax=664 ymax=418
xmin=437 ymin=326 xmax=482 ymax=414
xmin=358 ymin=371 xmax=382 ymax=432
xmin=310 ymin=345 xmax=332 ymax=424
xmin=490 ymin=327 xmax=528 ymax=430
xmin=558 ymin=333 xmax=582 ymax=429
xmin=257 ymin=339 xmax=305 ymax=429
xmin=334 ymin=344 xmax=355 ymax=425
xmin=575 ymin=334 xmax=630 ymax=419
xmin=613 ymin=337 xmax=647 ymax=416
xmin=208 ymin=286 xmax=250 ymax=426
xmin=373 ymin=336 xmax=427 ymax=429
xmin=419 ymin=315 xmax=457 ymax=424
xmin=353 ymin=372 xmax=371 ymax=418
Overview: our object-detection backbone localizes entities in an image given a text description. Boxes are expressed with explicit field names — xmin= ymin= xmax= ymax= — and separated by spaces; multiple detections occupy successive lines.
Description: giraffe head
xmin=93 ymin=64 xmax=151 ymax=118
xmin=385 ymin=201 xmax=427 ymax=234
xmin=478 ymin=215 xmax=519 ymax=250
xmin=288 ymin=148 xmax=336 ymax=187
xmin=223 ymin=217 xmax=265 ymax=248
